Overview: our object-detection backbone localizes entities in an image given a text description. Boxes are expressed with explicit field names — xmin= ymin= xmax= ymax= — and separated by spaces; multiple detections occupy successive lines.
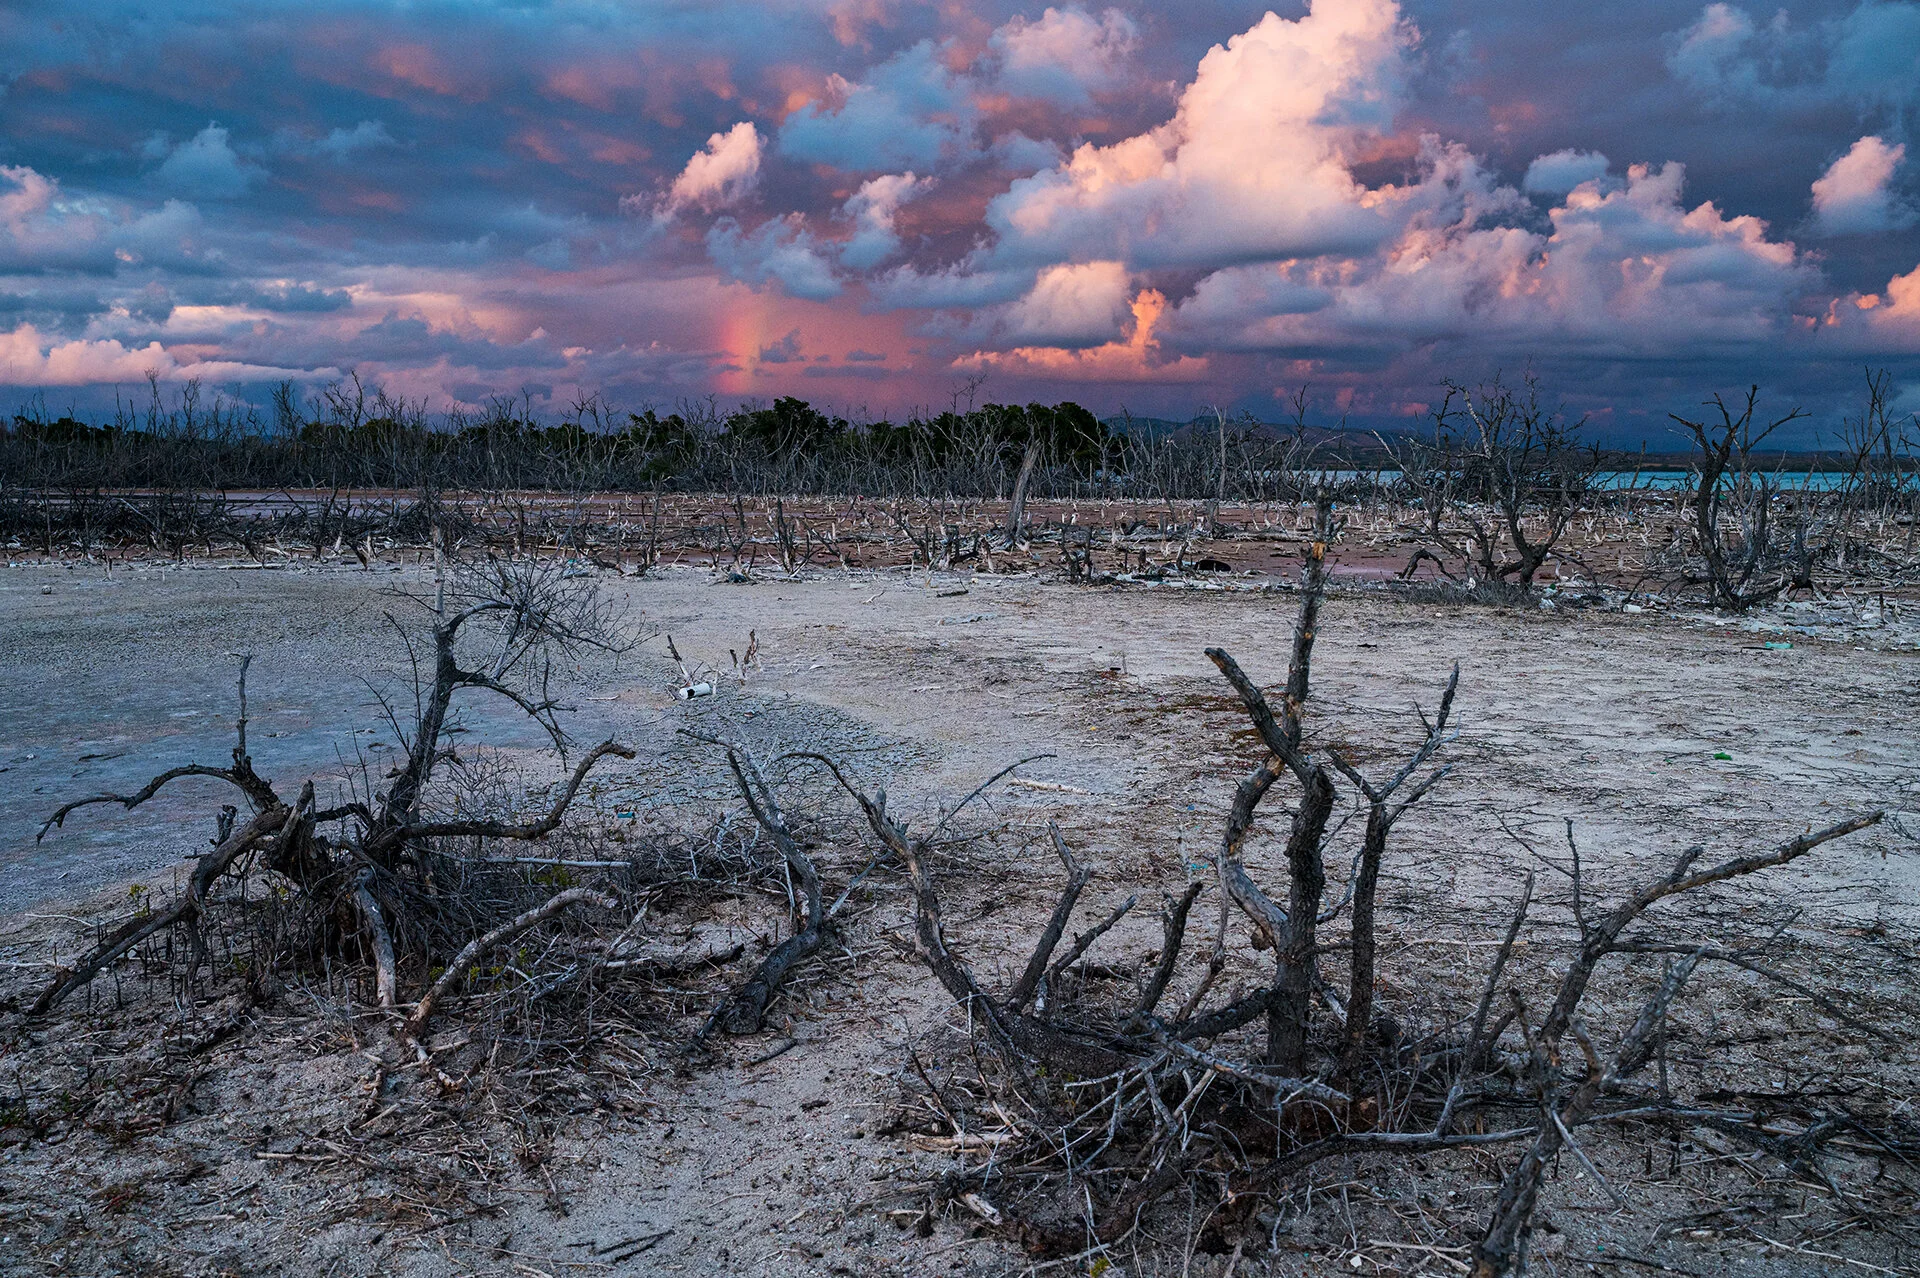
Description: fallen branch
xmin=33 ymin=805 xmax=290 ymax=1014
xmin=404 ymin=887 xmax=619 ymax=1039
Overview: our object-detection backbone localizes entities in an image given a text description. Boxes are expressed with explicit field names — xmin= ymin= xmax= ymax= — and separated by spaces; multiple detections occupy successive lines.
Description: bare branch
xmin=405 ymin=887 xmax=618 ymax=1039
xmin=396 ymin=739 xmax=636 ymax=841
xmin=1008 ymin=824 xmax=1090 ymax=1011
xmin=38 ymin=763 xmax=280 ymax=840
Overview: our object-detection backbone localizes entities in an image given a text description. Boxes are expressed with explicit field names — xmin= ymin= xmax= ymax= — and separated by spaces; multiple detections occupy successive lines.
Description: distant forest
xmin=3 ymin=370 xmax=1913 ymax=501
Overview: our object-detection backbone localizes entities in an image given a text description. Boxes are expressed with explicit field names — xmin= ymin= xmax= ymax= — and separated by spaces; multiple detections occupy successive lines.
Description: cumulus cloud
xmin=868 ymin=261 xmax=1035 ymax=309
xmin=315 ymin=120 xmax=399 ymax=162
xmin=0 ymin=322 xmax=321 ymax=387
xmin=757 ymin=329 xmax=804 ymax=363
xmin=706 ymin=214 xmax=841 ymax=299
xmin=233 ymin=281 xmax=355 ymax=313
xmin=154 ymin=124 xmax=258 ymax=199
xmin=779 ymin=41 xmax=977 ymax=172
xmin=1811 ymin=135 xmax=1914 ymax=234
xmin=990 ymin=131 xmax=1065 ymax=173
xmin=1166 ymin=160 xmax=1818 ymax=357
xmin=6 ymin=0 xmax=1920 ymax=419
xmin=970 ymin=0 xmax=1416 ymax=273
xmin=0 ymin=166 xmax=213 ymax=276
xmin=1667 ymin=3 xmax=1769 ymax=99
xmin=837 ymin=172 xmax=928 ymax=270
xmin=989 ymin=6 xmax=1139 ymax=108
xmin=1665 ymin=1 xmax=1920 ymax=116
xmin=1826 ymin=0 xmax=1920 ymax=114
xmin=959 ymin=287 xmax=1209 ymax=382
xmin=728 ymin=0 xmax=1879 ymax=382
xmin=0 ymin=166 xmax=115 ymax=274
xmin=647 ymin=122 xmax=763 ymax=221
xmin=350 ymin=313 xmax=569 ymax=370
xmin=992 ymin=260 xmax=1133 ymax=347
xmin=1860 ymin=261 xmax=1920 ymax=333
xmin=1523 ymin=150 xmax=1612 ymax=197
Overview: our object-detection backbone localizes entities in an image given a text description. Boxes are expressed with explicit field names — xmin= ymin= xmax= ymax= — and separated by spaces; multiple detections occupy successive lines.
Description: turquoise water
xmin=1285 ymin=468 xmax=1888 ymax=491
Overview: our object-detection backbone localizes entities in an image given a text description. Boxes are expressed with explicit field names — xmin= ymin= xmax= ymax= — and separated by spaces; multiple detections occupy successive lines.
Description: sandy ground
xmin=2 ymin=555 xmax=1917 ymax=1276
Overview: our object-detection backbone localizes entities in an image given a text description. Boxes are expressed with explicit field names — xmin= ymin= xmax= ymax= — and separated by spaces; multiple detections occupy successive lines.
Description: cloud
xmin=154 ymin=124 xmax=258 ymax=200
xmin=989 ymin=7 xmax=1139 ymax=109
xmin=180 ymin=280 xmax=353 ymax=313
xmin=1665 ymin=1 xmax=1920 ymax=119
xmin=706 ymin=214 xmax=841 ymax=299
xmin=868 ymin=262 xmax=1035 ymax=309
xmin=1812 ymin=135 xmax=1914 ymax=234
xmin=314 ymin=120 xmax=399 ymax=162
xmin=1836 ymin=262 xmax=1920 ymax=358
xmin=974 ymin=0 xmax=1415 ymax=272
xmin=758 ymin=328 xmax=803 ymax=363
xmin=1667 ymin=3 xmax=1767 ymax=99
xmin=1523 ymin=149 xmax=1612 ymax=197
xmin=0 ymin=166 xmax=116 ymax=274
xmin=0 ymin=166 xmax=214 ymax=276
xmin=348 ymin=313 xmax=568 ymax=371
xmin=999 ymin=260 xmax=1132 ymax=347
xmin=838 ymin=171 xmax=928 ymax=270
xmin=730 ymin=0 xmax=1903 ymax=394
xmin=803 ymin=360 xmax=890 ymax=379
xmin=5 ymin=0 xmax=1920 ymax=424
xmin=647 ymin=121 xmax=763 ymax=221
xmin=1826 ymin=0 xmax=1920 ymax=114
xmin=1166 ymin=160 xmax=1819 ymax=357
xmin=0 ymin=322 xmax=323 ymax=387
xmin=958 ymin=288 xmax=1209 ymax=381
xmin=990 ymin=131 xmax=1064 ymax=173
xmin=118 ymin=200 xmax=214 ymax=272
xmin=1167 ymin=264 xmax=1334 ymax=350
xmin=779 ymin=41 xmax=977 ymax=172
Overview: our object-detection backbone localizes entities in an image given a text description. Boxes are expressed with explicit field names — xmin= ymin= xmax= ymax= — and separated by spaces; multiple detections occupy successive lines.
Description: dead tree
xmin=1390 ymin=374 xmax=1601 ymax=589
xmin=1005 ymin=435 xmax=1041 ymax=547
xmin=808 ymin=523 xmax=1888 ymax=1266
xmin=1325 ymin=663 xmax=1458 ymax=1077
xmin=32 ymin=557 xmax=637 ymax=1022
xmin=1670 ymin=386 xmax=1813 ymax=610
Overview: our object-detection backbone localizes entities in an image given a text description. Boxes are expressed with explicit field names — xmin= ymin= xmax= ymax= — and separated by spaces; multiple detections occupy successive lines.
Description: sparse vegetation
xmin=3 ymin=366 xmax=1918 ymax=1276
xmin=6 ymin=513 xmax=1915 ymax=1276
xmin=6 ymin=368 xmax=1915 ymax=612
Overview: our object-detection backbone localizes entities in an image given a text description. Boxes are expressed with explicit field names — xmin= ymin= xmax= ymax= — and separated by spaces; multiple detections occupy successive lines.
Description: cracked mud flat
xmin=1 ymin=557 xmax=1917 ymax=1277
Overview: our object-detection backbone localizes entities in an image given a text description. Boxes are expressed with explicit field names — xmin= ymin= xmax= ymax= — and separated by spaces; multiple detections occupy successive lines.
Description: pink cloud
xmin=1811 ymin=135 xmax=1913 ymax=236
xmin=980 ymin=0 xmax=1414 ymax=270
xmin=645 ymin=121 xmax=764 ymax=221
xmin=958 ymin=288 xmax=1209 ymax=382
xmin=989 ymin=7 xmax=1139 ymax=108
xmin=0 ymin=323 xmax=326 ymax=387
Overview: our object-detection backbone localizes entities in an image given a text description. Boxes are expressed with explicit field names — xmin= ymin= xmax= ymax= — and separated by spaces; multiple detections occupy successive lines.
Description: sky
xmin=2 ymin=0 xmax=1918 ymax=445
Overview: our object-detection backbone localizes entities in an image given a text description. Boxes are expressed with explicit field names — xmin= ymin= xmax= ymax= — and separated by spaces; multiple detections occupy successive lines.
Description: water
xmin=1264 ymin=468 xmax=1880 ymax=492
